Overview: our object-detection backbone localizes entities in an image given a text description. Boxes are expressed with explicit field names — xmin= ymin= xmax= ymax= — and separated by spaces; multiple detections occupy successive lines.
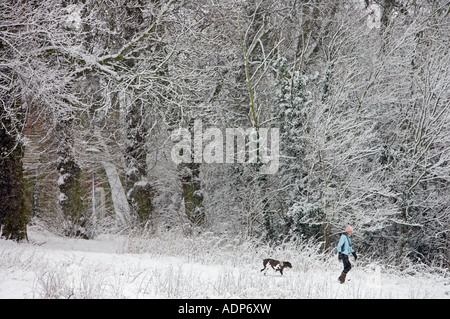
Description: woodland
xmin=1 ymin=0 xmax=449 ymax=268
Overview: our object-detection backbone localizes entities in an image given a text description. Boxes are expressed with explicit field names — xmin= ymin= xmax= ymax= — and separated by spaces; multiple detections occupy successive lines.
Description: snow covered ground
xmin=0 ymin=226 xmax=448 ymax=299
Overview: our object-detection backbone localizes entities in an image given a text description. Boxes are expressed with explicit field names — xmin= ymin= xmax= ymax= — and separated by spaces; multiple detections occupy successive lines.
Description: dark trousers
xmin=342 ymin=254 xmax=352 ymax=274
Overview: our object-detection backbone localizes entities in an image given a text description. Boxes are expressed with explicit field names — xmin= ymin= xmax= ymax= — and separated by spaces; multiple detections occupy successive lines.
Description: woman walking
xmin=337 ymin=226 xmax=357 ymax=284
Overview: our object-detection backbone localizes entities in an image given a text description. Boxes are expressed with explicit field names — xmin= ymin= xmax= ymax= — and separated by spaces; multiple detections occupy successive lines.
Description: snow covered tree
xmin=1 ymin=0 xmax=448 ymax=267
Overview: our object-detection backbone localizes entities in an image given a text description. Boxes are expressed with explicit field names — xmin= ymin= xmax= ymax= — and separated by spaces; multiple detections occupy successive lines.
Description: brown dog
xmin=260 ymin=258 xmax=292 ymax=276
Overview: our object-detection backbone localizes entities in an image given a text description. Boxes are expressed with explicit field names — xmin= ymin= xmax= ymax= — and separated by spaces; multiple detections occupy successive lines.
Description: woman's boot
xmin=338 ymin=271 xmax=347 ymax=284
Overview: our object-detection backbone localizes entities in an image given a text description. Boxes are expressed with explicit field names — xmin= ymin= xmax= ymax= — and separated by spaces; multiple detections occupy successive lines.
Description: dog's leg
xmin=260 ymin=259 xmax=268 ymax=272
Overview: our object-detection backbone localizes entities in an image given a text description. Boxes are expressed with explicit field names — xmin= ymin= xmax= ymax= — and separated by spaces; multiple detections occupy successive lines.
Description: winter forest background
xmin=1 ymin=0 xmax=449 ymax=270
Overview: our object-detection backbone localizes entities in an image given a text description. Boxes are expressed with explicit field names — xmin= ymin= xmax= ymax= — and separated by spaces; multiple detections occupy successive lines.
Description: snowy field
xmin=0 ymin=226 xmax=448 ymax=299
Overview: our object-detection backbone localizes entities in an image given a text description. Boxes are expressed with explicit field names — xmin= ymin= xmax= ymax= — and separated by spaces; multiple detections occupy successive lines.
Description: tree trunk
xmin=0 ymin=125 xmax=28 ymax=241
xmin=56 ymin=119 xmax=87 ymax=238
xmin=181 ymin=162 xmax=204 ymax=227
xmin=94 ymin=129 xmax=132 ymax=227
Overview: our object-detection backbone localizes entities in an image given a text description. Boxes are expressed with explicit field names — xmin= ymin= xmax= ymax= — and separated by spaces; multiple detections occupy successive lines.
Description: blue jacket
xmin=337 ymin=234 xmax=354 ymax=256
